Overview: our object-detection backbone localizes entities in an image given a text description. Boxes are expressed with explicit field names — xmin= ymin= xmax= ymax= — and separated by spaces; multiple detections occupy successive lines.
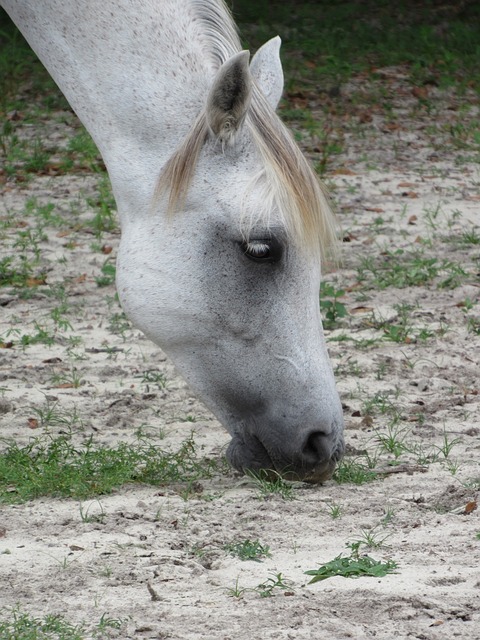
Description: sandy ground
xmin=0 ymin=67 xmax=479 ymax=639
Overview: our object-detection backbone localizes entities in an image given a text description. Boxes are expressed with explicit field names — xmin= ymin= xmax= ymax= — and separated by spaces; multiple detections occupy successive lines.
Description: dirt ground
xmin=1 ymin=65 xmax=479 ymax=639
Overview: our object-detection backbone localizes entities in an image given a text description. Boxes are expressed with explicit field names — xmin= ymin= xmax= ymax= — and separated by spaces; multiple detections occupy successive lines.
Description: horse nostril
xmin=302 ymin=431 xmax=331 ymax=465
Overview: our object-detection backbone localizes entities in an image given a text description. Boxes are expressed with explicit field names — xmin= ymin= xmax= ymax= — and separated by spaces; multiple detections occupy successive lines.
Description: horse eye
xmin=241 ymin=239 xmax=282 ymax=263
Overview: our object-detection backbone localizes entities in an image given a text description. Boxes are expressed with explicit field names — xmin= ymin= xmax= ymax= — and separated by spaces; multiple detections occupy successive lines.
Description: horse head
xmin=117 ymin=37 xmax=345 ymax=482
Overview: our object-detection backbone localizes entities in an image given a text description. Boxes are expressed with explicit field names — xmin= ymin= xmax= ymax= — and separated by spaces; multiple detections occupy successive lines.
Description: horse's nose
xmin=301 ymin=430 xmax=333 ymax=467
xmin=273 ymin=427 xmax=341 ymax=481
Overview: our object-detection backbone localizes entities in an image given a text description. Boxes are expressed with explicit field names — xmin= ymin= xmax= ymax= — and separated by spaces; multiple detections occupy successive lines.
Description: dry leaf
xmin=412 ymin=86 xmax=429 ymax=100
xmin=350 ymin=306 xmax=374 ymax=314
xmin=464 ymin=501 xmax=477 ymax=515
xmin=27 ymin=418 xmax=39 ymax=429
xmin=26 ymin=277 xmax=47 ymax=287
xmin=332 ymin=168 xmax=357 ymax=176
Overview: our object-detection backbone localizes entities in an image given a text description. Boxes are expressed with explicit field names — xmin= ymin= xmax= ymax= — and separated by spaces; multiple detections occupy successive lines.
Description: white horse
xmin=1 ymin=0 xmax=344 ymax=481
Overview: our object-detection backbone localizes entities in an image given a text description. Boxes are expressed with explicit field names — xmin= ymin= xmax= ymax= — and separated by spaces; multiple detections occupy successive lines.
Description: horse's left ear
xmin=206 ymin=50 xmax=252 ymax=146
xmin=250 ymin=36 xmax=284 ymax=111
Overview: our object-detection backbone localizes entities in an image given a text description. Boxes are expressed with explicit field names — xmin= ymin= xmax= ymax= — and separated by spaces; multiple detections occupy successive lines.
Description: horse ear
xmin=250 ymin=36 xmax=284 ymax=110
xmin=206 ymin=50 xmax=252 ymax=146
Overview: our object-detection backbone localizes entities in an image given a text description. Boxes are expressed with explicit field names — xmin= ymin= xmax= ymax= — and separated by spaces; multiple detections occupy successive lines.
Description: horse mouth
xmin=226 ymin=433 xmax=343 ymax=484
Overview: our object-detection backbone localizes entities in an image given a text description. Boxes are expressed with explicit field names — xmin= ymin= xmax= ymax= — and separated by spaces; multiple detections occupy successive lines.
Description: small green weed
xmin=95 ymin=259 xmax=116 ymax=287
xmin=436 ymin=430 xmax=461 ymax=459
xmin=224 ymin=539 xmax=271 ymax=562
xmin=305 ymin=542 xmax=397 ymax=583
xmin=320 ymin=282 xmax=348 ymax=328
xmin=459 ymin=227 xmax=480 ymax=245
xmin=107 ymin=311 xmax=131 ymax=338
xmin=350 ymin=527 xmax=392 ymax=551
xmin=326 ymin=502 xmax=342 ymax=519
xmin=227 ymin=572 xmax=293 ymax=599
xmin=30 ymin=399 xmax=83 ymax=429
xmin=256 ymin=573 xmax=293 ymax=597
xmin=138 ymin=370 xmax=168 ymax=389
xmin=375 ymin=424 xmax=409 ymax=459
xmin=79 ymin=500 xmax=107 ymax=524
xmin=50 ymin=367 xmax=84 ymax=389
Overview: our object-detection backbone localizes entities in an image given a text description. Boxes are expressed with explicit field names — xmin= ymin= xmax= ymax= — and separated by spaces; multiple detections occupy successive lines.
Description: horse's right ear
xmin=206 ymin=50 xmax=252 ymax=147
xmin=250 ymin=36 xmax=284 ymax=111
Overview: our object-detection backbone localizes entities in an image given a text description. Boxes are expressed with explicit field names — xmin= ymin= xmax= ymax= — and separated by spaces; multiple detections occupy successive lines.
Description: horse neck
xmin=3 ymin=0 xmax=223 ymax=216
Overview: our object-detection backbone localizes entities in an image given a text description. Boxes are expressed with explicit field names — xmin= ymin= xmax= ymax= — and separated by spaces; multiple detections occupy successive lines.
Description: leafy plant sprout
xmin=305 ymin=541 xmax=397 ymax=584
xmin=224 ymin=539 xmax=271 ymax=562
xmin=375 ymin=423 xmax=409 ymax=459
xmin=79 ymin=500 xmax=107 ymax=524
xmin=326 ymin=502 xmax=342 ymax=519
xmin=350 ymin=526 xmax=392 ymax=551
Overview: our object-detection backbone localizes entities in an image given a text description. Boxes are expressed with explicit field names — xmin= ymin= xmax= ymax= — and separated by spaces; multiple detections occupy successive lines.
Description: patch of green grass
xmin=0 ymin=608 xmax=124 ymax=639
xmin=333 ymin=458 xmax=378 ymax=485
xmin=1 ymin=321 xmax=56 ymax=348
xmin=50 ymin=367 xmax=85 ymax=389
xmin=107 ymin=310 xmax=132 ymax=338
xmin=0 ymin=432 xmax=218 ymax=504
xmin=357 ymin=250 xmax=469 ymax=290
xmin=375 ymin=424 xmax=409 ymax=459
xmin=0 ymin=126 xmax=52 ymax=179
xmin=236 ymin=1 xmax=480 ymax=91
xmin=138 ymin=370 xmax=168 ymax=389
xmin=246 ymin=469 xmax=296 ymax=500
xmin=362 ymin=390 xmax=401 ymax=418
xmin=326 ymin=501 xmax=342 ymax=519
xmin=86 ymin=175 xmax=117 ymax=239
xmin=65 ymin=128 xmax=104 ymax=172
xmin=0 ymin=255 xmax=44 ymax=289
xmin=459 ymin=227 xmax=480 ymax=245
xmin=95 ymin=259 xmax=116 ymax=287
xmin=224 ymin=539 xmax=271 ymax=562
xmin=466 ymin=315 xmax=480 ymax=335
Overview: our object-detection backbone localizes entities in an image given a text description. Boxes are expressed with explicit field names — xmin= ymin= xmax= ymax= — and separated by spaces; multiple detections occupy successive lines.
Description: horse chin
xmin=226 ymin=434 xmax=273 ymax=476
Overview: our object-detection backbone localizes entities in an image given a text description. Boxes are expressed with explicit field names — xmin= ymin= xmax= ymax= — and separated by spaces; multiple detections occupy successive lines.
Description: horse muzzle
xmin=226 ymin=421 xmax=345 ymax=483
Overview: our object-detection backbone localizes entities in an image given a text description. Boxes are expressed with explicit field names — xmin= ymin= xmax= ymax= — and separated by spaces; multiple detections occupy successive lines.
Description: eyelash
xmin=243 ymin=241 xmax=271 ymax=258
xmin=240 ymin=238 xmax=282 ymax=263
